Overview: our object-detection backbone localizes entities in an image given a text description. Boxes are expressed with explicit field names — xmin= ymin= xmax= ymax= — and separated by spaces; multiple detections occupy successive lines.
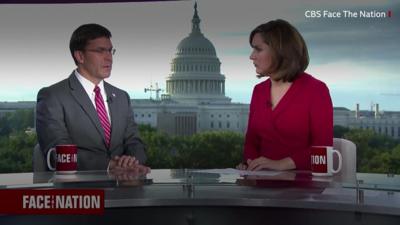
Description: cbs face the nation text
xmin=305 ymin=10 xmax=392 ymax=19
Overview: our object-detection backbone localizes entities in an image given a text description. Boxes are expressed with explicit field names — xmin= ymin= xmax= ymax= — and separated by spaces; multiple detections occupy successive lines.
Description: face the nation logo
xmin=22 ymin=194 xmax=100 ymax=209
xmin=0 ymin=189 xmax=104 ymax=215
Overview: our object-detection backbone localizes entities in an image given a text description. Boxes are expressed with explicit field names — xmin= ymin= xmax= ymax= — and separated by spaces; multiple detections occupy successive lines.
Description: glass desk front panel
xmin=0 ymin=169 xmax=399 ymax=224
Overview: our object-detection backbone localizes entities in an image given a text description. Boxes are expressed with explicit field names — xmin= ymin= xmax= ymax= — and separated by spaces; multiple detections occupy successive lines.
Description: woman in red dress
xmin=237 ymin=19 xmax=333 ymax=171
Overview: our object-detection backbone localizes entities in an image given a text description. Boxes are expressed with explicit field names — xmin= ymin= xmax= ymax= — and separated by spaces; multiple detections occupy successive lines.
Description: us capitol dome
xmin=166 ymin=2 xmax=231 ymax=104
xmin=131 ymin=2 xmax=249 ymax=136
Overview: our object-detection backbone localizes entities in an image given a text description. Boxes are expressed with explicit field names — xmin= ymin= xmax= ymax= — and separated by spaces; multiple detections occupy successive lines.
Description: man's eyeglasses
xmin=85 ymin=48 xmax=116 ymax=56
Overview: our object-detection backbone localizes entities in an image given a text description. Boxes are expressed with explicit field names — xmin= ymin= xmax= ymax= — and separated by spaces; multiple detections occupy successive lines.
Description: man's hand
xmin=109 ymin=155 xmax=151 ymax=174
xmin=110 ymin=155 xmax=138 ymax=169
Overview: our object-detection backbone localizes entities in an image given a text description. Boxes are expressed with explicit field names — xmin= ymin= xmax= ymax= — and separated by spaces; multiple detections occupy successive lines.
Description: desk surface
xmin=0 ymin=169 xmax=399 ymax=218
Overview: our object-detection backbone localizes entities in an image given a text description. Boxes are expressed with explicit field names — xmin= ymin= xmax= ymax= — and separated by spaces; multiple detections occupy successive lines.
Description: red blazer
xmin=244 ymin=73 xmax=333 ymax=170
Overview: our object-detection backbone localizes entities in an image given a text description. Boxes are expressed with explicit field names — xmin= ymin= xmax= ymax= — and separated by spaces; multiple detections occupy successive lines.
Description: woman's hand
xmin=246 ymin=157 xmax=276 ymax=171
xmin=236 ymin=162 xmax=248 ymax=170
xmin=246 ymin=157 xmax=295 ymax=171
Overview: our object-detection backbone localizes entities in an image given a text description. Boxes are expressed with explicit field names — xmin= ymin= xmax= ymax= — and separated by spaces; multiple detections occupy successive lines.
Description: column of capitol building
xmin=1 ymin=4 xmax=399 ymax=138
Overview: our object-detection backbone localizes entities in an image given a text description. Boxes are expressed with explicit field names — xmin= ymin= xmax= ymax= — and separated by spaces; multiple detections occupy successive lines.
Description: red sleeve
xmin=243 ymin=86 xmax=260 ymax=161
xmin=291 ymin=81 xmax=333 ymax=170
xmin=310 ymin=82 xmax=333 ymax=146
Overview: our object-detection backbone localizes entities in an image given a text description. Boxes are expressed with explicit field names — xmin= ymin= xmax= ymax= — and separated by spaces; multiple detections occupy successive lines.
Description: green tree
xmin=0 ymin=131 xmax=36 ymax=173
xmin=343 ymin=128 xmax=400 ymax=173
xmin=334 ymin=125 xmax=350 ymax=138
xmin=388 ymin=145 xmax=400 ymax=174
xmin=139 ymin=125 xmax=244 ymax=169
xmin=0 ymin=116 xmax=12 ymax=136
xmin=141 ymin=130 xmax=176 ymax=168
xmin=174 ymin=131 xmax=243 ymax=168
xmin=0 ymin=109 xmax=36 ymax=173
xmin=0 ymin=109 xmax=34 ymax=136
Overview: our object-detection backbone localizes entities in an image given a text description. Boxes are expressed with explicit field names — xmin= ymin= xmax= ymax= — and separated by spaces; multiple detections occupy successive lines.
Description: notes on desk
xmin=193 ymin=168 xmax=282 ymax=176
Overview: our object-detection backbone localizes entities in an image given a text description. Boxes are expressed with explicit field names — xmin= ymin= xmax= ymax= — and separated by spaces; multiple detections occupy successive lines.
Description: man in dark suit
xmin=36 ymin=23 xmax=149 ymax=171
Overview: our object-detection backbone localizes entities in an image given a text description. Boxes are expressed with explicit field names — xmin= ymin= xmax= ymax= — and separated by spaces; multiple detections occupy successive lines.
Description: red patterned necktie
xmin=94 ymin=86 xmax=111 ymax=148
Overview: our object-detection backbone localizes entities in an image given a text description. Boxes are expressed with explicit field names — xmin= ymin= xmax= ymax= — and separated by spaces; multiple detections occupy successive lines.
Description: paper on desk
xmin=192 ymin=168 xmax=282 ymax=176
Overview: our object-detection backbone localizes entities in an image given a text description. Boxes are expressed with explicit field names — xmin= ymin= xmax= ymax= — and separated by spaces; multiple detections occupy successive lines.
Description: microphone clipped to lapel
xmin=107 ymin=93 xmax=116 ymax=103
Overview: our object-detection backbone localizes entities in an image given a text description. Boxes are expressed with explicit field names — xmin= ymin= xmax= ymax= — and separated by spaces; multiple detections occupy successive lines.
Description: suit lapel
xmin=68 ymin=73 xmax=105 ymax=143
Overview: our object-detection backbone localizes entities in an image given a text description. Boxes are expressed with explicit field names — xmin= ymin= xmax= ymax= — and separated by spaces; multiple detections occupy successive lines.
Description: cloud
xmin=298 ymin=2 xmax=400 ymax=64
xmin=213 ymin=0 xmax=400 ymax=67
xmin=307 ymin=60 xmax=400 ymax=92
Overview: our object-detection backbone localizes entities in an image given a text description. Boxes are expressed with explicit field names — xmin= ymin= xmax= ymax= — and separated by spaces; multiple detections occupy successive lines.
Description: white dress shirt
xmin=74 ymin=70 xmax=111 ymax=122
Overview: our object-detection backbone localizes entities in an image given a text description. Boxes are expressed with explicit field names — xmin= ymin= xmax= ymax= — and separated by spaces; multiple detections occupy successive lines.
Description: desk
xmin=0 ymin=170 xmax=399 ymax=225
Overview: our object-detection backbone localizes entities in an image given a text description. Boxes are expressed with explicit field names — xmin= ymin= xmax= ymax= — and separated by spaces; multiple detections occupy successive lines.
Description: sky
xmin=0 ymin=0 xmax=399 ymax=111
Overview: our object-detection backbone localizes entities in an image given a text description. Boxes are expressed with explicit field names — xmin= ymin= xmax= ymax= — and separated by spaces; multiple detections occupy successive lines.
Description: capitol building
xmin=131 ymin=3 xmax=248 ymax=136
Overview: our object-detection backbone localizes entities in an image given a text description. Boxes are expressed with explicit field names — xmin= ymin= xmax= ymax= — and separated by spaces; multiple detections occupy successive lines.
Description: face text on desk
xmin=46 ymin=145 xmax=78 ymax=173
xmin=57 ymin=154 xmax=77 ymax=163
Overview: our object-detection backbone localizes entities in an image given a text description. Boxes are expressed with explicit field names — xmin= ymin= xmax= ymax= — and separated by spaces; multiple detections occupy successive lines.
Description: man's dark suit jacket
xmin=36 ymin=72 xmax=146 ymax=170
